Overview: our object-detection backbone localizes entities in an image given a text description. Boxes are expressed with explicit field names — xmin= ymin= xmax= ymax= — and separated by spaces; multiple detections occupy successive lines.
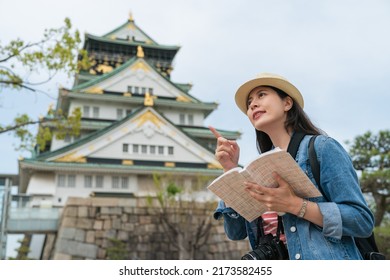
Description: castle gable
xmin=45 ymin=107 xmax=221 ymax=169
xmin=73 ymin=57 xmax=198 ymax=103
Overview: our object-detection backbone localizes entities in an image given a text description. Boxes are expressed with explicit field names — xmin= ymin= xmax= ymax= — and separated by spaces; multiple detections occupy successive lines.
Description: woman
xmin=211 ymin=72 xmax=374 ymax=260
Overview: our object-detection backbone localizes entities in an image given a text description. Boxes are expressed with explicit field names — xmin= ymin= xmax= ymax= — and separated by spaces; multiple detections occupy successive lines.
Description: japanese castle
xmin=18 ymin=15 xmax=241 ymax=207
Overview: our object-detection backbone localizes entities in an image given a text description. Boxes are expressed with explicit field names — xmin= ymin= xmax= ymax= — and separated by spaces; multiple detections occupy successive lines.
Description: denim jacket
xmin=214 ymin=135 xmax=375 ymax=260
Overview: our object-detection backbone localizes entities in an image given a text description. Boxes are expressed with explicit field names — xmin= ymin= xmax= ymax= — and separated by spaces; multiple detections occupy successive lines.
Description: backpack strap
xmin=308 ymin=135 xmax=321 ymax=193
xmin=287 ymin=132 xmax=306 ymax=159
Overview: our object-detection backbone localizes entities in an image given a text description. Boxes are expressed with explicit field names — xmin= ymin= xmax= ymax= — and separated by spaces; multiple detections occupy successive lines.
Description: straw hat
xmin=234 ymin=72 xmax=304 ymax=114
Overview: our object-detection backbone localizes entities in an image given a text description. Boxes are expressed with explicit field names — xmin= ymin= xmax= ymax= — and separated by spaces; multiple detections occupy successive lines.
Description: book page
xmin=245 ymin=150 xmax=321 ymax=198
xmin=208 ymin=169 xmax=268 ymax=222
xmin=207 ymin=148 xmax=321 ymax=222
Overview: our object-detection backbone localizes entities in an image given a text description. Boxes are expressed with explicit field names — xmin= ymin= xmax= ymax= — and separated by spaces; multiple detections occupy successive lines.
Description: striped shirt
xmin=261 ymin=211 xmax=286 ymax=243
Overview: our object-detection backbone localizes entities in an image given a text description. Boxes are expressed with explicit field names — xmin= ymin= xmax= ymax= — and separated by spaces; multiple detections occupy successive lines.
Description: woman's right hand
xmin=209 ymin=126 xmax=240 ymax=172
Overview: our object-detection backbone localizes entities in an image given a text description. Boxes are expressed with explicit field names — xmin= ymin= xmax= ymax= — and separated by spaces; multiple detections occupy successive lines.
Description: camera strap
xmin=256 ymin=215 xmax=284 ymax=245
xmin=254 ymin=132 xmax=302 ymax=246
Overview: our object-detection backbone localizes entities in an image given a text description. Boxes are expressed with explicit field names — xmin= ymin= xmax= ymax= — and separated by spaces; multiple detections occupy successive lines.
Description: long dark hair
xmin=255 ymin=86 xmax=323 ymax=153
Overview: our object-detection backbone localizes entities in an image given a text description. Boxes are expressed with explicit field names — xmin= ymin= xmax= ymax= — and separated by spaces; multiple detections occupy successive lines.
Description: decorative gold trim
xmin=136 ymin=46 xmax=145 ymax=58
xmin=176 ymin=95 xmax=191 ymax=102
xmin=132 ymin=110 xmax=164 ymax=128
xmin=85 ymin=87 xmax=103 ymax=94
xmin=55 ymin=152 xmax=86 ymax=163
xmin=96 ymin=64 xmax=113 ymax=73
xmin=144 ymin=92 xmax=157 ymax=106
xmin=207 ymin=163 xmax=223 ymax=169
xmin=129 ymin=11 xmax=134 ymax=22
xmin=165 ymin=162 xmax=175 ymax=167
xmin=130 ymin=60 xmax=149 ymax=72
xmin=123 ymin=92 xmax=132 ymax=97
xmin=122 ymin=160 xmax=134 ymax=165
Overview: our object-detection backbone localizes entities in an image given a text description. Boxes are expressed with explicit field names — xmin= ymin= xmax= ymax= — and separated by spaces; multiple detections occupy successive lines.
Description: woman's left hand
xmin=244 ymin=172 xmax=302 ymax=214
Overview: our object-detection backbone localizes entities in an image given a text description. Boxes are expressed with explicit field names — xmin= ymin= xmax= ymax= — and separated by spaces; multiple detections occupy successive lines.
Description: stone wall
xmin=47 ymin=197 xmax=249 ymax=260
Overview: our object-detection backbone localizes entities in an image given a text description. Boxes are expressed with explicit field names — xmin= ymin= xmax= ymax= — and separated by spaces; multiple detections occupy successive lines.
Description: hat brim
xmin=235 ymin=76 xmax=304 ymax=114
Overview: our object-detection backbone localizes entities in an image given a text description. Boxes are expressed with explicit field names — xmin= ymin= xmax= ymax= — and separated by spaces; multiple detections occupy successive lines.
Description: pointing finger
xmin=208 ymin=125 xmax=223 ymax=139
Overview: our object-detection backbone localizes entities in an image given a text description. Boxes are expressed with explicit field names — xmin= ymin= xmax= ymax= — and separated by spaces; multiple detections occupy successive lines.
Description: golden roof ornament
xmin=137 ymin=45 xmax=144 ymax=58
xmin=129 ymin=11 xmax=134 ymax=22
xmin=144 ymin=92 xmax=156 ymax=106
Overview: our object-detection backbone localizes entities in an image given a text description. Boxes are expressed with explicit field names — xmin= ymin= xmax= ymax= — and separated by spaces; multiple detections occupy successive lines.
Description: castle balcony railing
xmin=5 ymin=195 xmax=60 ymax=234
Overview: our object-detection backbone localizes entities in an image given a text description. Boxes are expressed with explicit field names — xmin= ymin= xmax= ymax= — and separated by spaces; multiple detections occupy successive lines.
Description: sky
xmin=1 ymin=0 xmax=390 ymax=174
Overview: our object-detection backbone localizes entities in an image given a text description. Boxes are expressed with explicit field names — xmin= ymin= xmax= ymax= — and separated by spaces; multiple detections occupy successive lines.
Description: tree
xmin=0 ymin=18 xmax=88 ymax=152
xmin=347 ymin=130 xmax=390 ymax=226
xmin=147 ymin=173 xmax=215 ymax=259
xmin=8 ymin=234 xmax=32 ymax=260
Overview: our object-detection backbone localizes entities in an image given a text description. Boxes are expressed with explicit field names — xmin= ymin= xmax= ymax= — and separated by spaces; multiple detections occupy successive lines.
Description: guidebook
xmin=207 ymin=148 xmax=322 ymax=222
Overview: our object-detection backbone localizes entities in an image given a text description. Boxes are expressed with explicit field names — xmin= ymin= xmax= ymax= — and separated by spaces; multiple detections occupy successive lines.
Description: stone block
xmin=97 ymin=248 xmax=106 ymax=260
xmin=139 ymin=215 xmax=152 ymax=224
xmin=75 ymin=229 xmax=86 ymax=242
xmin=112 ymin=218 xmax=121 ymax=229
xmin=86 ymin=230 xmax=95 ymax=243
xmin=91 ymin=197 xmax=119 ymax=207
xmin=52 ymin=253 xmax=72 ymax=260
xmin=104 ymin=229 xmax=117 ymax=239
xmin=121 ymin=223 xmax=135 ymax=231
xmin=77 ymin=206 xmax=89 ymax=217
xmin=76 ymin=218 xmax=94 ymax=229
xmin=66 ymin=197 xmax=92 ymax=206
xmin=59 ymin=227 xmax=76 ymax=239
xmin=93 ymin=220 xmax=103 ymax=230
xmin=61 ymin=217 xmax=77 ymax=227
xmin=101 ymin=206 xmax=122 ymax=215
xmin=103 ymin=219 xmax=112 ymax=230
xmin=117 ymin=230 xmax=129 ymax=241
xmin=63 ymin=206 xmax=78 ymax=217
xmin=56 ymin=239 xmax=98 ymax=259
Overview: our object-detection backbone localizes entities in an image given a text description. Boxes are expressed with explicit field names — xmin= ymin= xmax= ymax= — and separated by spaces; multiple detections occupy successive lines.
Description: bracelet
xmin=297 ymin=199 xmax=308 ymax=218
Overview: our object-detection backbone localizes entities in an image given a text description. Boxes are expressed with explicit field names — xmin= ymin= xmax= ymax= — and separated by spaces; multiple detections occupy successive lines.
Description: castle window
xmin=83 ymin=106 xmax=90 ymax=117
xmin=112 ymin=176 xmax=120 ymax=189
xmin=158 ymin=146 xmax=164 ymax=155
xmin=133 ymin=144 xmax=139 ymax=154
xmin=121 ymin=177 xmax=129 ymax=189
xmin=96 ymin=176 xmax=104 ymax=188
xmin=188 ymin=114 xmax=194 ymax=125
xmin=58 ymin=175 xmax=66 ymax=187
xmin=141 ymin=145 xmax=147 ymax=154
xmin=150 ymin=145 xmax=156 ymax=154
xmin=93 ymin=106 xmax=100 ymax=118
xmin=168 ymin=146 xmax=174 ymax=155
xmin=68 ymin=175 xmax=76 ymax=187
xmin=84 ymin=175 xmax=93 ymax=188
xmin=179 ymin=114 xmax=185 ymax=125
xmin=123 ymin=143 xmax=129 ymax=152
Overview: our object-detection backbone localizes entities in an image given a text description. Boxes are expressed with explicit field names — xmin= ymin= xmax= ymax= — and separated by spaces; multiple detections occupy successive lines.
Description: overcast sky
xmin=1 ymin=0 xmax=390 ymax=174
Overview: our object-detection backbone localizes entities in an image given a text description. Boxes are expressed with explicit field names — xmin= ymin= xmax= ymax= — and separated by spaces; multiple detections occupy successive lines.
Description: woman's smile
xmin=252 ymin=110 xmax=265 ymax=121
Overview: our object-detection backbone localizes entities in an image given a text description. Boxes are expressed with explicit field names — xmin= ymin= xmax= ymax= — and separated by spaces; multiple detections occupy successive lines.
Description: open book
xmin=207 ymin=148 xmax=322 ymax=222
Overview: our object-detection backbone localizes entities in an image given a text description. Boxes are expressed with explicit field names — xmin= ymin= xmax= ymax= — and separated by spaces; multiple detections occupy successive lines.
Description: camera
xmin=241 ymin=233 xmax=289 ymax=260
